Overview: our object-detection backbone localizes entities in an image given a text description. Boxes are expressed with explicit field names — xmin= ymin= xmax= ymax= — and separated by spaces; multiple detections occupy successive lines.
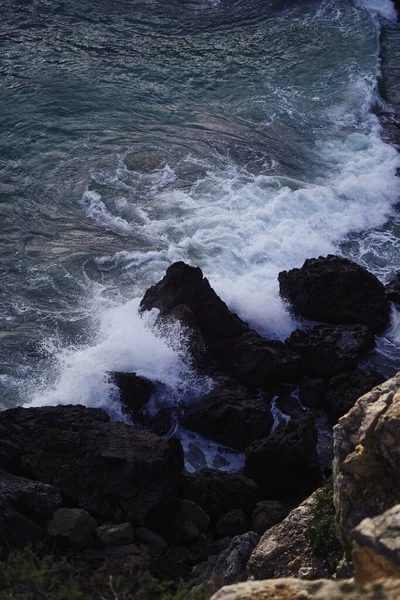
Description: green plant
xmin=306 ymin=481 xmax=343 ymax=574
xmin=0 ymin=547 xmax=87 ymax=600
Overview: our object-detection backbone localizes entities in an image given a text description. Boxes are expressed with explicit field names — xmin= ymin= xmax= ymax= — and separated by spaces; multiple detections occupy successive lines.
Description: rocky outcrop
xmin=181 ymin=376 xmax=273 ymax=451
xmin=279 ymin=255 xmax=390 ymax=334
xmin=209 ymin=578 xmax=400 ymax=600
xmin=333 ymin=372 xmax=400 ymax=549
xmin=110 ymin=372 xmax=155 ymax=419
xmin=245 ymin=415 xmax=321 ymax=500
xmin=286 ymin=324 xmax=375 ymax=379
xmin=140 ymin=262 xmax=303 ymax=388
xmin=324 ymin=369 xmax=384 ymax=424
xmin=351 ymin=504 xmax=400 ymax=584
xmin=180 ymin=469 xmax=259 ymax=523
xmin=0 ymin=404 xmax=184 ymax=524
xmin=0 ymin=469 xmax=62 ymax=553
xmin=247 ymin=491 xmax=331 ymax=581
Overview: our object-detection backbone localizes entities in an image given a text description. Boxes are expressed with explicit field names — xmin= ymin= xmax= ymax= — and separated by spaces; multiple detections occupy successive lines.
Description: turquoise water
xmin=0 ymin=0 xmax=399 ymax=410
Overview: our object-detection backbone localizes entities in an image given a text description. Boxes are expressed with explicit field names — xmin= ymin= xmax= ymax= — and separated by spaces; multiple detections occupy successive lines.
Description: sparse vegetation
xmin=0 ymin=548 xmax=214 ymax=600
xmin=306 ymin=481 xmax=343 ymax=574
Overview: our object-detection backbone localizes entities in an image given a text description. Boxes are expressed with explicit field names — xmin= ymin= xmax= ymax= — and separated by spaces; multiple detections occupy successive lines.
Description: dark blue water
xmin=0 ymin=0 xmax=399 ymax=414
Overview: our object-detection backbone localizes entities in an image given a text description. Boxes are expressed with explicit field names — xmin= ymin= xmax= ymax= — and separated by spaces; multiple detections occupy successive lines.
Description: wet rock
xmin=110 ymin=372 xmax=155 ymax=419
xmin=351 ymin=504 xmax=400 ymax=584
xmin=245 ymin=415 xmax=321 ymax=500
xmin=180 ymin=469 xmax=259 ymax=522
xmin=96 ymin=523 xmax=134 ymax=547
xmin=211 ymin=532 xmax=259 ymax=586
xmin=0 ymin=469 xmax=62 ymax=554
xmin=135 ymin=527 xmax=167 ymax=558
xmin=247 ymin=491 xmax=331 ymax=580
xmin=140 ymin=262 xmax=303 ymax=388
xmin=324 ymin=369 xmax=384 ymax=424
xmin=299 ymin=378 xmax=325 ymax=408
xmin=48 ymin=508 xmax=97 ymax=549
xmin=286 ymin=324 xmax=375 ymax=379
xmin=208 ymin=577 xmax=400 ymax=600
xmin=215 ymin=509 xmax=249 ymax=539
xmin=333 ymin=372 xmax=400 ymax=549
xmin=385 ymin=274 xmax=400 ymax=304
xmin=251 ymin=500 xmax=291 ymax=536
xmin=124 ymin=150 xmax=166 ymax=173
xmin=0 ymin=405 xmax=184 ymax=524
xmin=181 ymin=376 xmax=273 ymax=452
xmin=279 ymin=255 xmax=390 ymax=334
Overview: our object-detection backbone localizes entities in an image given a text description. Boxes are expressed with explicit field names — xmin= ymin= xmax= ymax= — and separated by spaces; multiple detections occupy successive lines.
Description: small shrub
xmin=0 ymin=547 xmax=87 ymax=600
xmin=306 ymin=481 xmax=343 ymax=574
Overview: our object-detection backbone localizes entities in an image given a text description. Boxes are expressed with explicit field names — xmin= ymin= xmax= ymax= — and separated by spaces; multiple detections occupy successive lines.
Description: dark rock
xmin=181 ymin=376 xmax=273 ymax=452
xmin=279 ymin=255 xmax=390 ymax=334
xmin=324 ymin=369 xmax=385 ymax=424
xmin=299 ymin=378 xmax=325 ymax=408
xmin=286 ymin=324 xmax=375 ymax=379
xmin=140 ymin=262 xmax=303 ymax=388
xmin=180 ymin=469 xmax=259 ymax=522
xmin=215 ymin=509 xmax=249 ymax=539
xmin=210 ymin=531 xmax=260 ymax=586
xmin=102 ymin=543 xmax=141 ymax=557
xmin=135 ymin=527 xmax=167 ymax=558
xmin=96 ymin=523 xmax=134 ymax=547
xmin=245 ymin=415 xmax=321 ymax=500
xmin=385 ymin=275 xmax=400 ymax=304
xmin=111 ymin=372 xmax=155 ymax=419
xmin=0 ymin=469 xmax=62 ymax=554
xmin=178 ymin=499 xmax=210 ymax=533
xmin=145 ymin=501 xmax=200 ymax=546
xmin=211 ymin=537 xmax=232 ymax=555
xmin=185 ymin=533 xmax=212 ymax=564
xmin=0 ymin=405 xmax=184 ymax=523
xmin=150 ymin=549 xmax=193 ymax=582
xmin=48 ymin=508 xmax=97 ymax=549
xmin=251 ymin=500 xmax=291 ymax=536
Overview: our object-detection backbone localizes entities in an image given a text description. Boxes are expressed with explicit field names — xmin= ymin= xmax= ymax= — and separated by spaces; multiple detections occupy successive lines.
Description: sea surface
xmin=0 ymin=0 xmax=399 ymax=444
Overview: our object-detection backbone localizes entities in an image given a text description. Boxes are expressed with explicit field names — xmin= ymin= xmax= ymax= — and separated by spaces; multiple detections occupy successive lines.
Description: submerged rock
xmin=140 ymin=262 xmax=303 ymax=388
xmin=333 ymin=372 xmax=400 ymax=549
xmin=279 ymin=255 xmax=390 ymax=334
xmin=245 ymin=415 xmax=321 ymax=500
xmin=286 ymin=324 xmax=375 ymax=379
xmin=181 ymin=376 xmax=273 ymax=452
xmin=0 ymin=405 xmax=184 ymax=524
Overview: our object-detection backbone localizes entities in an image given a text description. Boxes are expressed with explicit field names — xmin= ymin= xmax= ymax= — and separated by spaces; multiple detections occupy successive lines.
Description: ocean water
xmin=0 ymin=0 xmax=399 ymax=430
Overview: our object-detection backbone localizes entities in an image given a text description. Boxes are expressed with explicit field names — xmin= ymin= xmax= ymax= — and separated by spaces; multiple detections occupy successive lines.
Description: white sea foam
xmin=355 ymin=0 xmax=398 ymax=21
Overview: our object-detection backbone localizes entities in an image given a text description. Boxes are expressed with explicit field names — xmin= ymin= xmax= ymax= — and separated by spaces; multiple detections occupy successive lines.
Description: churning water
xmin=0 ymin=0 xmax=399 ymax=418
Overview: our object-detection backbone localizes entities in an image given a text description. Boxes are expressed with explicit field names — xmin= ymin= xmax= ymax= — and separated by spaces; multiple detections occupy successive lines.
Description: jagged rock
xmin=181 ymin=376 xmax=273 ymax=451
xmin=211 ymin=532 xmax=259 ymax=586
xmin=245 ymin=415 xmax=321 ymax=500
xmin=279 ymin=255 xmax=390 ymax=334
xmin=95 ymin=523 xmax=134 ymax=547
xmin=208 ymin=577 xmax=400 ymax=600
xmin=0 ymin=469 xmax=62 ymax=553
xmin=286 ymin=324 xmax=375 ymax=379
xmin=215 ymin=509 xmax=249 ymax=539
xmin=299 ymin=378 xmax=325 ymax=408
xmin=247 ymin=491 xmax=332 ymax=580
xmin=324 ymin=369 xmax=384 ymax=424
xmin=333 ymin=373 xmax=400 ymax=549
xmin=0 ymin=405 xmax=184 ymax=523
xmin=251 ymin=500 xmax=291 ymax=536
xmin=111 ymin=372 xmax=155 ymax=419
xmin=351 ymin=504 xmax=400 ymax=584
xmin=48 ymin=508 xmax=97 ymax=549
xmin=385 ymin=275 xmax=400 ymax=304
xmin=135 ymin=527 xmax=167 ymax=558
xmin=140 ymin=262 xmax=303 ymax=388
xmin=180 ymin=469 xmax=259 ymax=522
